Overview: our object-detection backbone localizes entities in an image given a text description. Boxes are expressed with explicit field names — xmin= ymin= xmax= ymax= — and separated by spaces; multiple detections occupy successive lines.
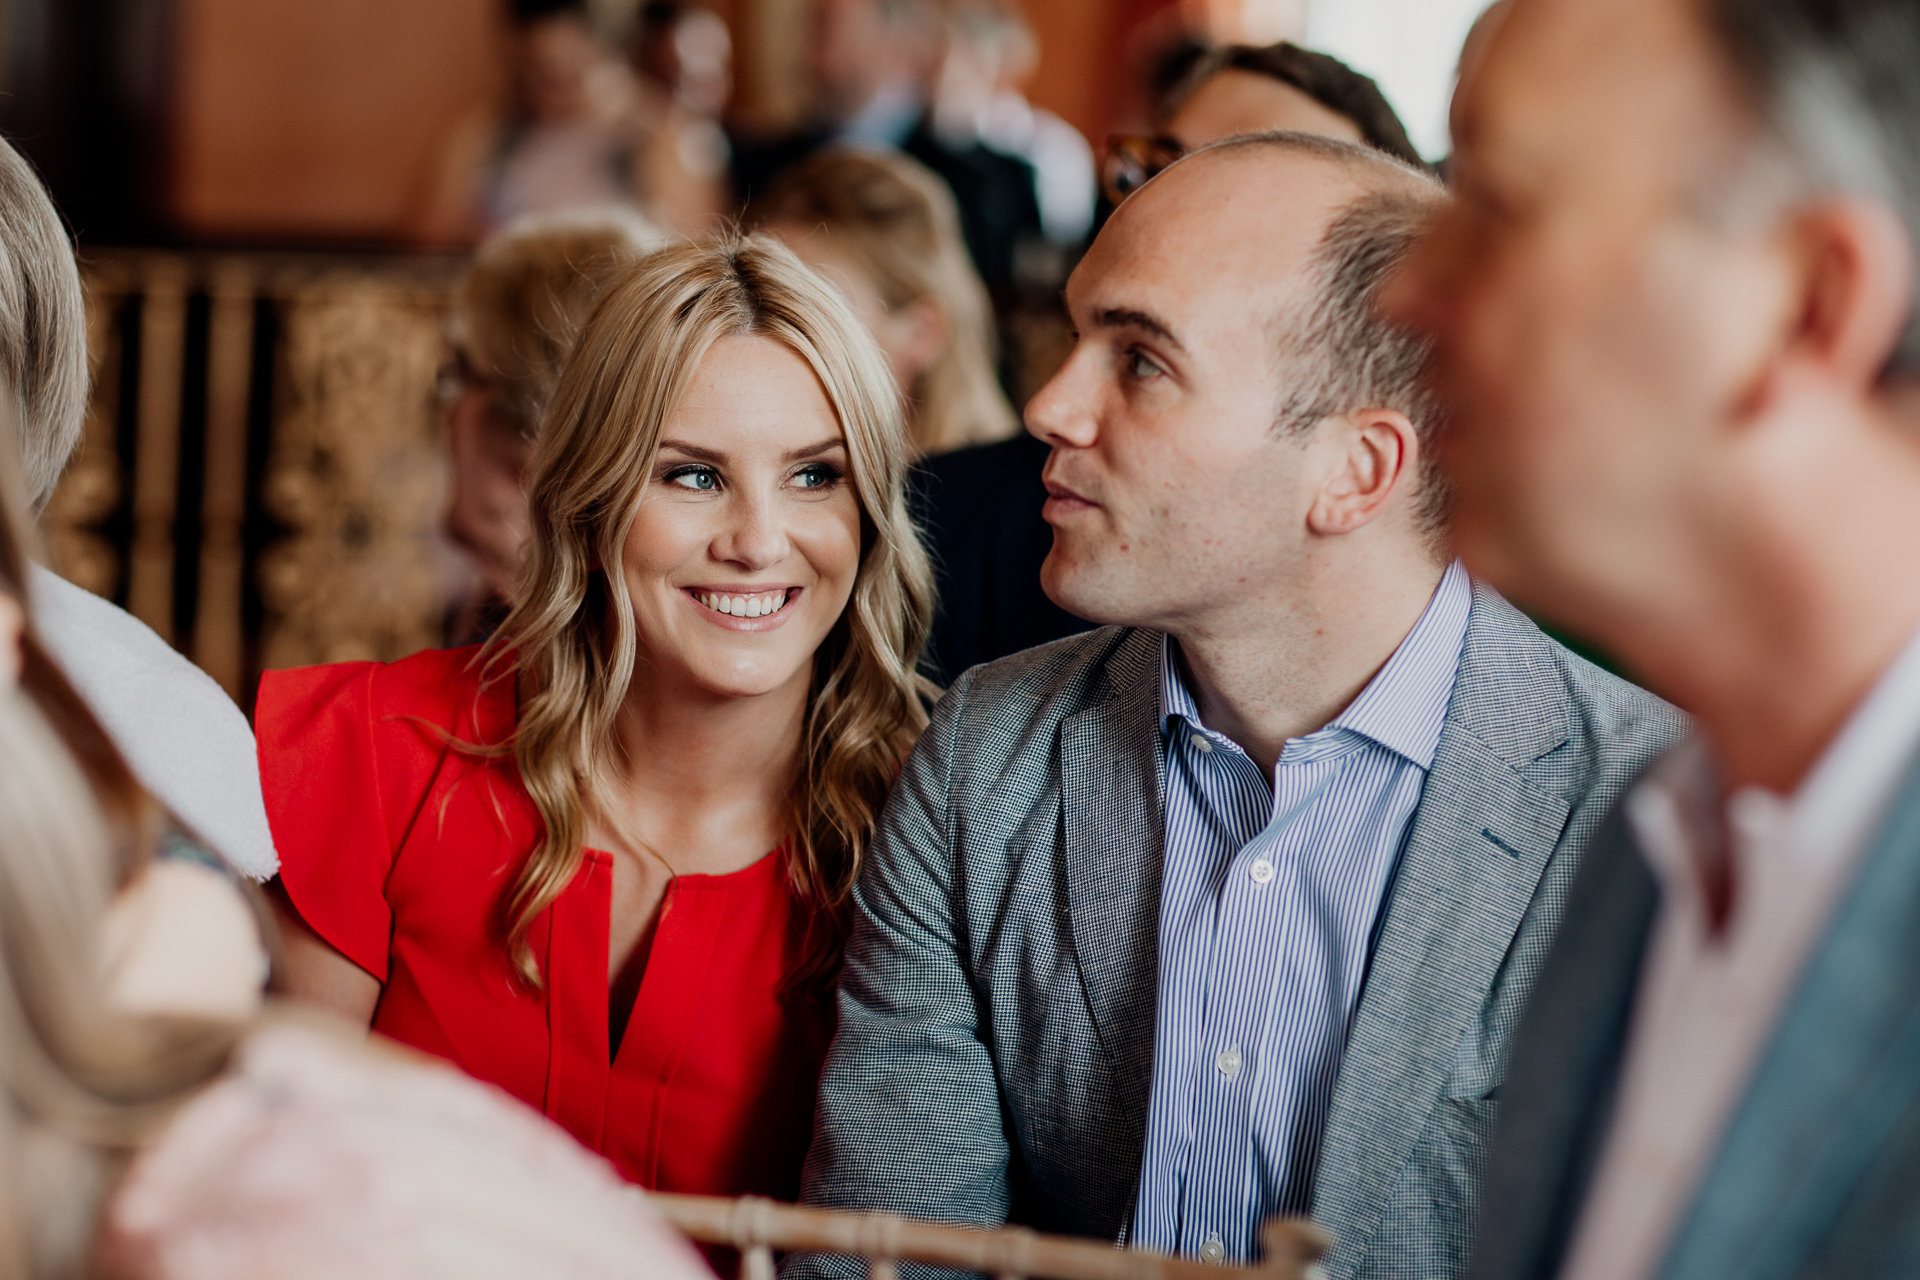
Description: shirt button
xmin=1200 ymin=1235 xmax=1226 ymax=1263
xmin=1248 ymin=858 xmax=1275 ymax=884
xmin=1215 ymin=1046 xmax=1242 ymax=1078
xmin=1190 ymin=734 xmax=1212 ymax=753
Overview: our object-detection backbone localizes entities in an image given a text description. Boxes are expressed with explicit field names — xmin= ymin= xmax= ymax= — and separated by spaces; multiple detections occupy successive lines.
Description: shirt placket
xmin=1179 ymin=742 xmax=1339 ymax=1262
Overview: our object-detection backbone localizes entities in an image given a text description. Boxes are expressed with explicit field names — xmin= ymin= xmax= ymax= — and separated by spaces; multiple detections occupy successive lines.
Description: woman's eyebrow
xmin=657 ymin=440 xmax=726 ymax=462
xmin=784 ymin=437 xmax=848 ymax=461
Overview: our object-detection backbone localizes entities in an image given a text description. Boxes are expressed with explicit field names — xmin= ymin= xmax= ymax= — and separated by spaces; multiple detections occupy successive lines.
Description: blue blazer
xmin=1469 ymin=744 xmax=1920 ymax=1279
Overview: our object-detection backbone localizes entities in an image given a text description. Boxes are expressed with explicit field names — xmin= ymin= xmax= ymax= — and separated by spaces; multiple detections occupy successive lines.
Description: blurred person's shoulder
xmin=29 ymin=563 xmax=278 ymax=880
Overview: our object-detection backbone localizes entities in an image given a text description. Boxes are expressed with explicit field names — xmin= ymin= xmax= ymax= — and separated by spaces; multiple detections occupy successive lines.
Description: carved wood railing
xmin=47 ymin=249 xmax=463 ymax=708
xmin=648 ymin=1195 xmax=1331 ymax=1280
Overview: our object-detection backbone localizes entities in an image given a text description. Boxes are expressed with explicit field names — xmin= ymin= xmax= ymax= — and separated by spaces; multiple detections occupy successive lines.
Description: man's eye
xmin=666 ymin=466 xmax=720 ymax=491
xmin=1126 ymin=349 xmax=1164 ymax=379
xmin=793 ymin=463 xmax=842 ymax=490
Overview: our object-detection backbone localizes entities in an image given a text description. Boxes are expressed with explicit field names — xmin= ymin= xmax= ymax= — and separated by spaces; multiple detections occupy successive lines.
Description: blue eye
xmin=1125 ymin=349 xmax=1164 ymax=379
xmin=793 ymin=463 xmax=842 ymax=490
xmin=666 ymin=465 xmax=720 ymax=491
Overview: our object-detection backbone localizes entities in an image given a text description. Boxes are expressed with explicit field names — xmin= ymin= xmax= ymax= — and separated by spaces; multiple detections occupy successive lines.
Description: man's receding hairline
xmin=1178 ymin=130 xmax=1446 ymax=201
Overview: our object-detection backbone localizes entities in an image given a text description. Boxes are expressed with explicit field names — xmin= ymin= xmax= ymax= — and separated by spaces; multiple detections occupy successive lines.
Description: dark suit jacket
xmin=1470 ymin=744 xmax=1920 ymax=1280
xmin=731 ymin=119 xmax=1042 ymax=291
xmin=912 ymin=433 xmax=1088 ymax=686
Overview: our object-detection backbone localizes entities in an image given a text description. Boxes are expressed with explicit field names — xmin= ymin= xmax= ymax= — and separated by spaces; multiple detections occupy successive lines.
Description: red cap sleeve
xmin=256 ymin=662 xmax=396 ymax=983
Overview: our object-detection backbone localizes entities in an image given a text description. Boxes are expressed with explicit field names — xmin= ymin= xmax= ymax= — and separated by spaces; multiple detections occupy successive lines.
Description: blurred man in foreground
xmin=1390 ymin=0 xmax=1920 ymax=1275
xmin=797 ymin=131 xmax=1679 ymax=1280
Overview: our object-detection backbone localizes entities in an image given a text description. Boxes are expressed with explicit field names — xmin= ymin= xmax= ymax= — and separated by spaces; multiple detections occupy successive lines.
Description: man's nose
xmin=1024 ymin=348 xmax=1099 ymax=448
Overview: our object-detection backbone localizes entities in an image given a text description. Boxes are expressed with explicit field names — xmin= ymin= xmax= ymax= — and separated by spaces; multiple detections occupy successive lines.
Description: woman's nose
xmin=713 ymin=493 xmax=790 ymax=570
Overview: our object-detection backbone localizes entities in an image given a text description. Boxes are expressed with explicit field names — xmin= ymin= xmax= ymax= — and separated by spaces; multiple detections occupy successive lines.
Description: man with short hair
xmin=927 ymin=42 xmax=1427 ymax=686
xmin=1388 ymin=0 xmax=1920 ymax=1275
xmin=0 ymin=136 xmax=276 ymax=880
xmin=796 ymin=133 xmax=1681 ymax=1280
xmin=1102 ymin=42 xmax=1426 ymax=209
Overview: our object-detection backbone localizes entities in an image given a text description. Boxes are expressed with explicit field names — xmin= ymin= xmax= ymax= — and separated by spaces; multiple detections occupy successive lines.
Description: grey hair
xmin=0 ymin=140 xmax=86 ymax=514
xmin=1702 ymin=0 xmax=1920 ymax=378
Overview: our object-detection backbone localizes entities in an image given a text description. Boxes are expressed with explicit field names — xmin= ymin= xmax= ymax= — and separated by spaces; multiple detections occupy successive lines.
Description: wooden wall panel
xmin=169 ymin=0 xmax=507 ymax=243
xmin=1017 ymin=0 xmax=1127 ymax=143
xmin=1016 ymin=0 xmax=1309 ymax=144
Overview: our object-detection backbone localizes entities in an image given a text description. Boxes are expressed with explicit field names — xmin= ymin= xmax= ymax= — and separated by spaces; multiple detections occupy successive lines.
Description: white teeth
xmin=698 ymin=589 xmax=787 ymax=618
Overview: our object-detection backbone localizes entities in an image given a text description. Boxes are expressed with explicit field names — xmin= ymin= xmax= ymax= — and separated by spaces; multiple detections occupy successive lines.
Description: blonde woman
xmin=753 ymin=149 xmax=1018 ymax=456
xmin=258 ymin=235 xmax=934 ymax=1211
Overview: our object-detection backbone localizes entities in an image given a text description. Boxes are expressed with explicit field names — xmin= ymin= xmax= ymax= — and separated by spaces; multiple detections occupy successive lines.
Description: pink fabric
xmin=104 ymin=1020 xmax=717 ymax=1280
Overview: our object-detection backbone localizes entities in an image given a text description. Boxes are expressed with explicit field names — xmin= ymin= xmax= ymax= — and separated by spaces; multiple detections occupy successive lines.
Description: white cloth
xmin=29 ymin=563 xmax=278 ymax=880
xmin=1558 ymin=624 xmax=1920 ymax=1280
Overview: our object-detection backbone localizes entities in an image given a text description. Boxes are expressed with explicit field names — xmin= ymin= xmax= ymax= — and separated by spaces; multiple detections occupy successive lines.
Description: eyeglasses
xmin=1101 ymin=135 xmax=1186 ymax=206
xmin=435 ymin=348 xmax=495 ymax=405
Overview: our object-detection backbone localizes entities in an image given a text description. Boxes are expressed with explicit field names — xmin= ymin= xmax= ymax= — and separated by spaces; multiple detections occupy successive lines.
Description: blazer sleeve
xmin=792 ymin=674 xmax=1012 ymax=1278
xmin=255 ymin=662 xmax=401 ymax=983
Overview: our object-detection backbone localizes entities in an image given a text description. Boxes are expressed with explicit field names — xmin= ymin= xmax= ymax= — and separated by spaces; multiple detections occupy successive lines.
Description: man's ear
xmin=1757 ymin=196 xmax=1915 ymax=409
xmin=1305 ymin=408 xmax=1419 ymax=537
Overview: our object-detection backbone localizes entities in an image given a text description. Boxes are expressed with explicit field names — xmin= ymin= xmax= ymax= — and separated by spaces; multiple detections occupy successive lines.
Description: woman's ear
xmin=1305 ymin=408 xmax=1419 ymax=538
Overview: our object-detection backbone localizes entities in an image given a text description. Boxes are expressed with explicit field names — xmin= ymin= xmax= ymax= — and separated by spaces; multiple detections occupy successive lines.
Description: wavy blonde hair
xmin=483 ymin=233 xmax=935 ymax=986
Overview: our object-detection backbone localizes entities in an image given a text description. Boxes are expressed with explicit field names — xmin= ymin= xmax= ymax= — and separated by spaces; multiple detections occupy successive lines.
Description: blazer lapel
xmin=1059 ymin=628 xmax=1167 ymax=1137
xmin=1659 ymin=751 xmax=1920 ymax=1280
xmin=1312 ymin=589 xmax=1578 ymax=1276
xmin=1472 ymin=804 xmax=1662 ymax=1280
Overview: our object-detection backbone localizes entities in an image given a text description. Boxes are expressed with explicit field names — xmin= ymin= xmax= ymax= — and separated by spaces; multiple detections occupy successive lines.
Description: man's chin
xmin=1038 ymin=549 xmax=1124 ymax=627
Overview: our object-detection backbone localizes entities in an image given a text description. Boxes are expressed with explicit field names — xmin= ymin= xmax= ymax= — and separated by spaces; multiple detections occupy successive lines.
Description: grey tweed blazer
xmin=795 ymin=585 xmax=1684 ymax=1280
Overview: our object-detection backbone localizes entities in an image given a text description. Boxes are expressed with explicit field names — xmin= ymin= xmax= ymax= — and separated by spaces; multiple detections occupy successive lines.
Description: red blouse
xmin=255 ymin=646 xmax=835 ymax=1204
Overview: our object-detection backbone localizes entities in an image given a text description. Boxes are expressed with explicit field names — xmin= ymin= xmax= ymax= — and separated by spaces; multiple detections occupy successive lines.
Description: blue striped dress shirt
xmin=1132 ymin=561 xmax=1474 ymax=1264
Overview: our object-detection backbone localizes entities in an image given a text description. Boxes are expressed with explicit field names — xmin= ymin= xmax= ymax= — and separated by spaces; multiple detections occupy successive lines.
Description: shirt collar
xmin=1158 ymin=560 xmax=1475 ymax=771
xmin=1632 ymin=618 xmax=1920 ymax=912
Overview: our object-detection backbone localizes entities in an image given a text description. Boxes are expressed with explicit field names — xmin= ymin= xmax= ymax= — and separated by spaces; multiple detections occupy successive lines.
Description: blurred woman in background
xmin=442 ymin=208 xmax=661 ymax=644
xmin=261 ymin=235 xmax=934 ymax=1220
xmin=753 ymin=148 xmax=1017 ymax=457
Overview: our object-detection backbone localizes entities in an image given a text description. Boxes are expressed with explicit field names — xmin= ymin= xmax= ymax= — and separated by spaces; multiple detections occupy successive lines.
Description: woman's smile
xmin=684 ymin=585 xmax=803 ymax=630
